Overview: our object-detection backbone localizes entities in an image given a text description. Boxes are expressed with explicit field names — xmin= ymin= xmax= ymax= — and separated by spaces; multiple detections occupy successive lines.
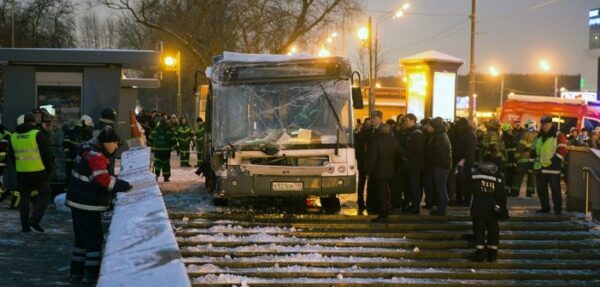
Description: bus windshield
xmin=212 ymin=79 xmax=353 ymax=150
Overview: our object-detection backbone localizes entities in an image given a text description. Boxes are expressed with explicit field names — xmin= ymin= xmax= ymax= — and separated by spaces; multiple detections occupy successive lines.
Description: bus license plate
xmin=272 ymin=182 xmax=303 ymax=191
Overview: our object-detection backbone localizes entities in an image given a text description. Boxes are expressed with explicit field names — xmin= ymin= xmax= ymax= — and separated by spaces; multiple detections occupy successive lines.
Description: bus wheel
xmin=320 ymin=195 xmax=340 ymax=214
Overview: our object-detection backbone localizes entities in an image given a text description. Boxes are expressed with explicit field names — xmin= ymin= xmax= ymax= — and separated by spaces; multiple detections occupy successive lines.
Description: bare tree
xmin=19 ymin=0 xmax=76 ymax=48
xmin=96 ymin=0 xmax=361 ymax=64
xmin=78 ymin=12 xmax=120 ymax=48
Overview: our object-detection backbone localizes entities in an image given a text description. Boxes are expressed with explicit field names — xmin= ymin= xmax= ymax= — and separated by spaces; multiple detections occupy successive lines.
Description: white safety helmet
xmin=80 ymin=115 xmax=94 ymax=127
xmin=17 ymin=114 xmax=24 ymax=126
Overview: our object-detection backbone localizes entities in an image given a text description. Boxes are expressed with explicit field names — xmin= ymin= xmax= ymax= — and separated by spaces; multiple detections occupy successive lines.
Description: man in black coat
xmin=400 ymin=113 xmax=425 ymax=214
xmin=424 ymin=117 xmax=452 ymax=216
xmin=355 ymin=118 xmax=372 ymax=214
xmin=8 ymin=113 xmax=54 ymax=232
xmin=365 ymin=111 xmax=384 ymax=213
xmin=453 ymin=117 xmax=477 ymax=206
xmin=365 ymin=124 xmax=400 ymax=222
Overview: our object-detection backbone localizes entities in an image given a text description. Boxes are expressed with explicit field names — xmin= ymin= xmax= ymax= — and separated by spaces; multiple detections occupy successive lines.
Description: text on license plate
xmin=272 ymin=182 xmax=304 ymax=191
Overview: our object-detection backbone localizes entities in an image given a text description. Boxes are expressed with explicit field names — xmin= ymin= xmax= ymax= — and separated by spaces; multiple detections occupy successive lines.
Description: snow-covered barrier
xmin=97 ymin=147 xmax=190 ymax=287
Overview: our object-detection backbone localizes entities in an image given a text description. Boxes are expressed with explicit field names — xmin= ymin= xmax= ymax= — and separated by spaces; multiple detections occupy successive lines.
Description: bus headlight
xmin=338 ymin=166 xmax=346 ymax=173
xmin=337 ymin=179 xmax=344 ymax=186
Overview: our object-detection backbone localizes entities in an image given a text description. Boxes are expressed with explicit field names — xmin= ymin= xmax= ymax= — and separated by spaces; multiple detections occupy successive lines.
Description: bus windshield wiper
xmin=318 ymin=82 xmax=343 ymax=156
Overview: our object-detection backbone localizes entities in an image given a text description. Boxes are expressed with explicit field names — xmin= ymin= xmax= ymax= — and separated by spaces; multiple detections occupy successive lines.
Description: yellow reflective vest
xmin=11 ymin=130 xmax=45 ymax=172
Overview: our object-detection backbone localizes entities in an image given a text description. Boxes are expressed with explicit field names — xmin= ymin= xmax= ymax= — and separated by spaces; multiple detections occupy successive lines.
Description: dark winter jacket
xmin=365 ymin=131 xmax=399 ymax=179
xmin=8 ymin=123 xmax=54 ymax=187
xmin=401 ymin=125 xmax=425 ymax=171
xmin=470 ymin=161 xmax=508 ymax=220
xmin=426 ymin=121 xmax=452 ymax=170
xmin=453 ymin=129 xmax=477 ymax=169
xmin=66 ymin=141 xmax=130 ymax=212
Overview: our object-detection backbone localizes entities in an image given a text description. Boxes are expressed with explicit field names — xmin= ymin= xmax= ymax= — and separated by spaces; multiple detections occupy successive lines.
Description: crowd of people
xmin=354 ymin=110 xmax=590 ymax=262
xmin=0 ymin=106 xmax=205 ymax=284
xmin=135 ymin=109 xmax=206 ymax=181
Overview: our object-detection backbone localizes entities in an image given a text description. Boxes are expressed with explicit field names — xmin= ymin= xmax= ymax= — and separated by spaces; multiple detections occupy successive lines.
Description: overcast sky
xmin=77 ymin=0 xmax=599 ymax=75
xmin=347 ymin=0 xmax=600 ymax=75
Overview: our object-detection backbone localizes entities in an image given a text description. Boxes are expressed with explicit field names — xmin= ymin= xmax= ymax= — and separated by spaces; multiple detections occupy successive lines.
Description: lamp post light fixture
xmin=318 ymin=47 xmax=331 ymax=57
xmin=539 ymin=59 xmax=558 ymax=97
xmin=287 ymin=46 xmax=298 ymax=55
xmin=489 ymin=66 xmax=505 ymax=107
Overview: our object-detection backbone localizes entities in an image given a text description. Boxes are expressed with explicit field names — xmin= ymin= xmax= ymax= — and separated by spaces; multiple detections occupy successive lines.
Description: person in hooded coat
xmin=423 ymin=117 xmax=452 ymax=216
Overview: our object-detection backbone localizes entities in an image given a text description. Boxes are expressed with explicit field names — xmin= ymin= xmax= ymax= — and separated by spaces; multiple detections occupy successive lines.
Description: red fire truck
xmin=499 ymin=95 xmax=600 ymax=134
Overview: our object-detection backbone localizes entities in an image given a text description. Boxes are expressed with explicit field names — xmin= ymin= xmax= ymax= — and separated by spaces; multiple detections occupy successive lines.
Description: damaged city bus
xmin=205 ymin=52 xmax=363 ymax=207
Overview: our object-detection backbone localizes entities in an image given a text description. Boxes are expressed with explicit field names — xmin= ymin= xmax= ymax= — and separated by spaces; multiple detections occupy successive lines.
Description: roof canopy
xmin=0 ymin=48 xmax=160 ymax=69
xmin=401 ymin=50 xmax=464 ymax=66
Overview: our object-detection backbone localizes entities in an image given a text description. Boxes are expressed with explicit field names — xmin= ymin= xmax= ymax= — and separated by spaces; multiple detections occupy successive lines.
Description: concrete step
xmin=169 ymin=212 xmax=582 ymax=223
xmin=191 ymin=279 xmax=600 ymax=287
xmin=177 ymin=239 xmax=600 ymax=250
xmin=180 ymin=248 xmax=600 ymax=260
xmin=182 ymin=259 xmax=600 ymax=270
xmin=182 ymin=221 xmax=591 ymax=232
xmin=176 ymin=230 xmax=596 ymax=240
xmin=187 ymin=268 xmax=600 ymax=280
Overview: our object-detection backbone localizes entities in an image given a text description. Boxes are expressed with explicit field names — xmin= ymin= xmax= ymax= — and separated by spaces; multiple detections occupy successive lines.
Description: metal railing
xmin=582 ymin=166 xmax=600 ymax=221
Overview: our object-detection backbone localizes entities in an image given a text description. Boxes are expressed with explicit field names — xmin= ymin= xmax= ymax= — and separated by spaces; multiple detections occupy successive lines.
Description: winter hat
xmin=98 ymin=126 xmax=120 ymax=143
xmin=100 ymin=108 xmax=117 ymax=124
xmin=540 ymin=115 xmax=552 ymax=124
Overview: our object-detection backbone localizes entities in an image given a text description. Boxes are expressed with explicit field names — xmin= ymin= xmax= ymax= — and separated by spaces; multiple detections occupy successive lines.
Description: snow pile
xmin=193 ymin=274 xmax=267 ymax=284
xmin=97 ymin=147 xmax=190 ymax=287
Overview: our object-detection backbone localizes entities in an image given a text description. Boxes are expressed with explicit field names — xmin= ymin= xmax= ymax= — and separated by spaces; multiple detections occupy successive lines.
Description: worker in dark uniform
xmin=8 ymin=113 xmax=54 ymax=233
xmin=470 ymin=154 xmax=508 ymax=262
xmin=194 ymin=117 xmax=206 ymax=168
xmin=149 ymin=118 xmax=176 ymax=182
xmin=63 ymin=115 xmax=95 ymax=187
xmin=66 ymin=127 xmax=132 ymax=284
xmin=175 ymin=115 xmax=193 ymax=167
xmin=365 ymin=124 xmax=399 ymax=223
xmin=501 ymin=124 xmax=518 ymax=196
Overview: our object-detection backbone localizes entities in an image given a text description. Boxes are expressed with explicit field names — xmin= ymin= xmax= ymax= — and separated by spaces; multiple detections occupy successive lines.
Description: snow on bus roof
xmin=206 ymin=51 xmax=341 ymax=79
xmin=221 ymin=51 xmax=320 ymax=63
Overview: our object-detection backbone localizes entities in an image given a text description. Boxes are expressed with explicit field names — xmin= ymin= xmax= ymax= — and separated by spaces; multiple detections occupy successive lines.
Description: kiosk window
xmin=37 ymin=86 xmax=82 ymax=127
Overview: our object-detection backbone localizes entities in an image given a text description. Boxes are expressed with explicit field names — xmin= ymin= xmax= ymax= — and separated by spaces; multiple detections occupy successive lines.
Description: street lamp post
xmin=357 ymin=20 xmax=374 ymax=117
xmin=368 ymin=17 xmax=374 ymax=117
xmin=373 ymin=3 xmax=410 ymax=90
xmin=176 ymin=51 xmax=182 ymax=116
xmin=359 ymin=3 xmax=410 ymax=118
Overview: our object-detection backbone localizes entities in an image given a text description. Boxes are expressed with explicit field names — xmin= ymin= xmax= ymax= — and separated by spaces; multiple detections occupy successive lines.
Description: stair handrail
xmin=582 ymin=166 xmax=600 ymax=221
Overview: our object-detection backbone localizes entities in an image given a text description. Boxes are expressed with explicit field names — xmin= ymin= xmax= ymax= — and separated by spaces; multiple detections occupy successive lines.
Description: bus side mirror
xmin=351 ymin=71 xmax=364 ymax=109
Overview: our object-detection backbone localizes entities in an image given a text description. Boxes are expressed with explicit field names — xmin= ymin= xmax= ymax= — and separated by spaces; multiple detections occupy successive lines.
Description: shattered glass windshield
xmin=212 ymin=79 xmax=353 ymax=150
